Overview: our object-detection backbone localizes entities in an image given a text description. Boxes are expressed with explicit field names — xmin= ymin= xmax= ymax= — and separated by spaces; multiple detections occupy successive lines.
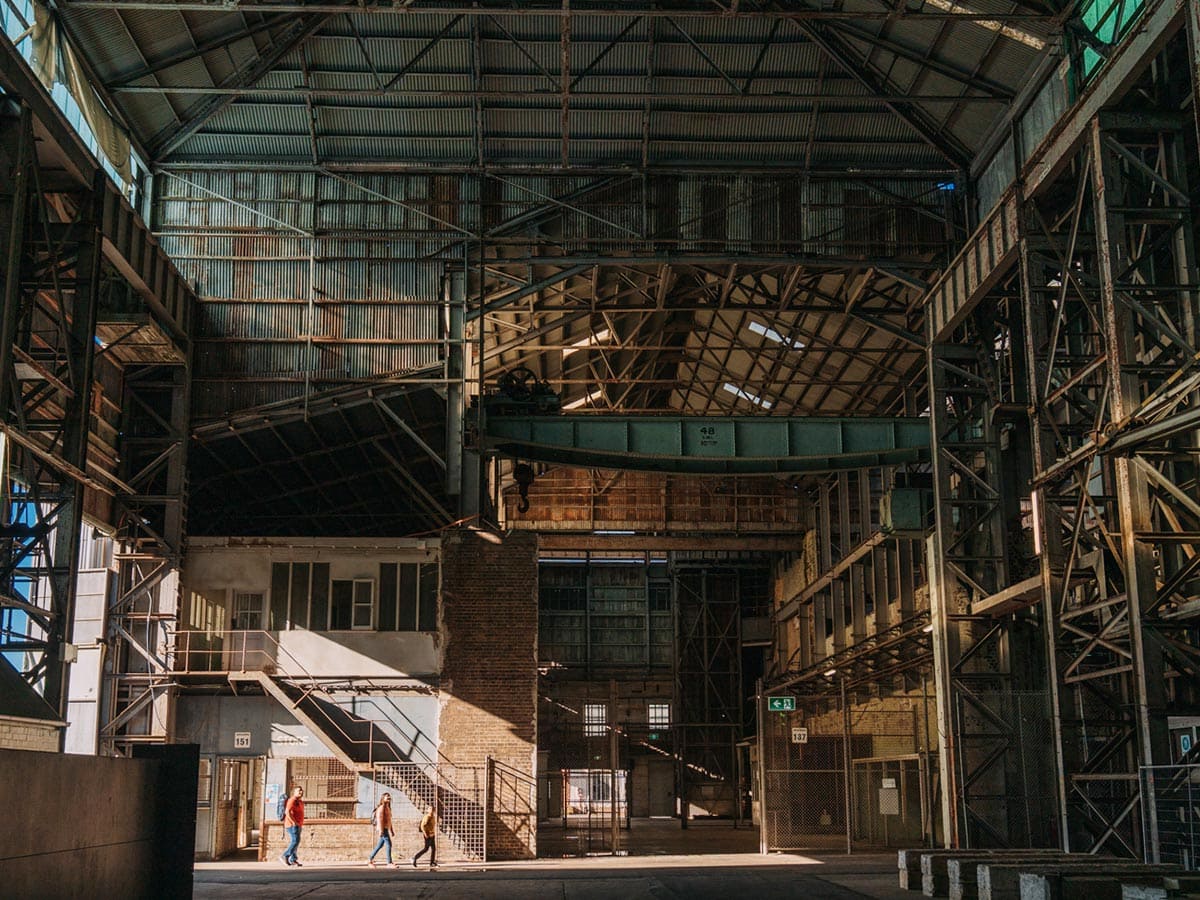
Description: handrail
xmin=174 ymin=629 xmax=397 ymax=765
xmin=174 ymin=629 xmax=479 ymax=774
xmin=488 ymin=755 xmax=537 ymax=787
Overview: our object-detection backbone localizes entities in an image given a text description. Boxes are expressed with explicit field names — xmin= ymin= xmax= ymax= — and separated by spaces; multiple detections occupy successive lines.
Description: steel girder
xmin=928 ymin=279 xmax=1055 ymax=848
xmin=1021 ymin=100 xmax=1200 ymax=858
xmin=772 ymin=468 xmax=925 ymax=689
xmin=482 ymin=414 xmax=930 ymax=474
xmin=0 ymin=102 xmax=102 ymax=725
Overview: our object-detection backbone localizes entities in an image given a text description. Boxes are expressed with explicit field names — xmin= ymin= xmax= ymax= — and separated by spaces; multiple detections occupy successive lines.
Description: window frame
xmin=231 ymin=591 xmax=265 ymax=631
xmin=648 ymin=702 xmax=671 ymax=728
xmin=351 ymin=579 xmax=374 ymax=630
xmin=583 ymin=702 xmax=608 ymax=737
xmin=330 ymin=577 xmax=376 ymax=631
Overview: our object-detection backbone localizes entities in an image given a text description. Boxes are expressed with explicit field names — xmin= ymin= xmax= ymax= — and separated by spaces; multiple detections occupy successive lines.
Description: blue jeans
xmin=369 ymin=831 xmax=392 ymax=864
xmin=283 ymin=825 xmax=302 ymax=863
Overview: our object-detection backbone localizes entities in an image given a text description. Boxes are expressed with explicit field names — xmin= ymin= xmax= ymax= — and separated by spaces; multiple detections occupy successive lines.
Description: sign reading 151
xmin=767 ymin=696 xmax=796 ymax=712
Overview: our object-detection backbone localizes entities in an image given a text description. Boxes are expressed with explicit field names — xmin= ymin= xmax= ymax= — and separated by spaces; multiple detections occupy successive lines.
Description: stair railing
xmin=174 ymin=629 xmax=396 ymax=767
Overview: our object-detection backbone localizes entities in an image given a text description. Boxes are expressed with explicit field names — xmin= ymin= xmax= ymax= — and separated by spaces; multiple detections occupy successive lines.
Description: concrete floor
xmin=195 ymin=848 xmax=912 ymax=899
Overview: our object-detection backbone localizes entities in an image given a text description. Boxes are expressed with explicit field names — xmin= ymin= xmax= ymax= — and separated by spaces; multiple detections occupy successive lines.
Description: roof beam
xmin=62 ymin=1 xmax=1062 ymax=22
xmin=381 ymin=14 xmax=464 ymax=91
xmin=148 ymin=12 xmax=332 ymax=159
xmin=785 ymin=18 xmax=973 ymax=170
xmin=105 ymin=17 xmax=280 ymax=87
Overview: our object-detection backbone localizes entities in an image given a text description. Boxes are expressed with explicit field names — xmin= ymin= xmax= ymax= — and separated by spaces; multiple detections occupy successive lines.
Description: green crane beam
xmin=481 ymin=415 xmax=930 ymax=474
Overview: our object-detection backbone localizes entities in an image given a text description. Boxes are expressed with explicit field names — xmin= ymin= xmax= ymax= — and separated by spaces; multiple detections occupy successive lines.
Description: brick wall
xmin=505 ymin=469 xmax=808 ymax=532
xmin=260 ymin=820 xmax=474 ymax=865
xmin=439 ymin=528 xmax=538 ymax=859
xmin=0 ymin=717 xmax=61 ymax=752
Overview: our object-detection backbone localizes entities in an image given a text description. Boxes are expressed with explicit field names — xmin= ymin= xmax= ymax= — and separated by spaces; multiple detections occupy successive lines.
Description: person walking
xmin=367 ymin=793 xmax=396 ymax=867
xmin=281 ymin=786 xmax=305 ymax=867
xmin=412 ymin=804 xmax=437 ymax=868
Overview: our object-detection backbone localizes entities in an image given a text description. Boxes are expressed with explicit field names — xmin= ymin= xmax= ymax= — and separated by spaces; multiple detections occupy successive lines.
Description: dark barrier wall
xmin=133 ymin=743 xmax=199 ymax=898
xmin=0 ymin=745 xmax=199 ymax=899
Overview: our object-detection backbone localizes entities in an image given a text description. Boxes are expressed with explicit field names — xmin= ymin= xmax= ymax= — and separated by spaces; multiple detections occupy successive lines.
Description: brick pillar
xmin=439 ymin=528 xmax=538 ymax=859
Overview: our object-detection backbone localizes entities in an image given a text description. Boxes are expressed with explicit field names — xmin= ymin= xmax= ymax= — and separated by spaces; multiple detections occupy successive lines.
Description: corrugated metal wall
xmin=155 ymin=170 xmax=949 ymax=419
xmin=156 ymin=171 xmax=449 ymax=419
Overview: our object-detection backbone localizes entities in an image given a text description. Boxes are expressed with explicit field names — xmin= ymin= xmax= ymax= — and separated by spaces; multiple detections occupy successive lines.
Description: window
xmin=331 ymin=579 xmax=374 ymax=630
xmin=231 ymin=592 xmax=264 ymax=630
xmin=748 ymin=320 xmax=804 ymax=350
xmin=79 ymin=529 xmax=113 ymax=570
xmin=648 ymin=703 xmax=671 ymax=728
xmin=378 ymin=562 xmax=438 ymax=631
xmin=197 ymin=758 xmax=212 ymax=805
xmin=270 ymin=562 xmax=330 ymax=630
xmin=723 ymin=382 xmax=772 ymax=409
xmin=584 ymin=703 xmax=608 ymax=737
xmin=286 ymin=757 xmax=356 ymax=820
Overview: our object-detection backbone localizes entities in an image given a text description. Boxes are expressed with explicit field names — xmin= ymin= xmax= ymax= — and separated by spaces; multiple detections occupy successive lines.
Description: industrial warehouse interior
xmin=1 ymin=0 xmax=1199 ymax=898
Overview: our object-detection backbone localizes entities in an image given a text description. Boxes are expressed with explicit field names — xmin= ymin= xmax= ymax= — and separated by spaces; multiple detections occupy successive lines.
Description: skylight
xmin=562 ymin=328 xmax=612 ymax=356
xmin=723 ymin=383 xmax=772 ymax=409
xmin=748 ymin=320 xmax=804 ymax=350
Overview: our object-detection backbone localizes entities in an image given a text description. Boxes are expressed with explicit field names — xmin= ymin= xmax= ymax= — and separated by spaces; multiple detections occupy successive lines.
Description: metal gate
xmin=540 ymin=767 xmax=629 ymax=855
xmin=759 ymin=686 xmax=936 ymax=852
xmin=759 ymin=709 xmax=848 ymax=851
xmin=851 ymin=755 xmax=928 ymax=848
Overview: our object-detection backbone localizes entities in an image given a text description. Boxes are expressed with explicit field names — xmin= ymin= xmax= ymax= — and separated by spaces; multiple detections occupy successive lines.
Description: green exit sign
xmin=767 ymin=696 xmax=796 ymax=712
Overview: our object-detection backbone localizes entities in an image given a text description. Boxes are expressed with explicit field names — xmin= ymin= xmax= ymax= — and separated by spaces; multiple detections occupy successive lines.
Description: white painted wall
xmin=64 ymin=569 xmax=109 ymax=755
xmin=182 ymin=537 xmax=442 ymax=678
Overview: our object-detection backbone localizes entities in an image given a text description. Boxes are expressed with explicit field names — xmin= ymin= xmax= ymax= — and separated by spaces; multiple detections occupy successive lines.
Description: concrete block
xmin=1122 ymin=877 xmax=1200 ymax=900
xmin=979 ymin=863 xmax=1180 ymax=900
xmin=1020 ymin=873 xmax=1156 ymax=900
xmin=949 ymin=854 xmax=1079 ymax=900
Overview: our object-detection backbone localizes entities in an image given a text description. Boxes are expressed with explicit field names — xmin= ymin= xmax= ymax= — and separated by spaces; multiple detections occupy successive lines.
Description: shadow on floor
xmin=538 ymin=817 xmax=761 ymax=857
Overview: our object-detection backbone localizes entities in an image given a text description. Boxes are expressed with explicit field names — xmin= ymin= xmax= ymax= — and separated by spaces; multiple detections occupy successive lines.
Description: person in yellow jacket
xmin=412 ymin=805 xmax=437 ymax=868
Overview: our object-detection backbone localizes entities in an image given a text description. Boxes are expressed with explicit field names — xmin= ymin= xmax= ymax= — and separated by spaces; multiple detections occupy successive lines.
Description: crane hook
xmin=513 ymin=463 xmax=535 ymax=514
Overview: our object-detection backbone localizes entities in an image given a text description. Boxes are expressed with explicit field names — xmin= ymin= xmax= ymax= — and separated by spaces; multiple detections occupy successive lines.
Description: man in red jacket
xmin=282 ymin=786 xmax=305 ymax=866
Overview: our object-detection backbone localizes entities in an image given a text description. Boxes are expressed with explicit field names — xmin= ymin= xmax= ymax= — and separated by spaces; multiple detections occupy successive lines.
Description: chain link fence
xmin=759 ymin=688 xmax=936 ymax=851
xmin=1141 ymin=764 xmax=1200 ymax=869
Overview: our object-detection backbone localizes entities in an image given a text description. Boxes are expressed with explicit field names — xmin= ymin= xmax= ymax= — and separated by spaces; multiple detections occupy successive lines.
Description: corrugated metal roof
xmin=62 ymin=1 xmax=1056 ymax=170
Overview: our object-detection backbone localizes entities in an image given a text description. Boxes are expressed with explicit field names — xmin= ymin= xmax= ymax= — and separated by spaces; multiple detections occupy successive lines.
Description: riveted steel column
xmin=43 ymin=174 xmax=103 ymax=724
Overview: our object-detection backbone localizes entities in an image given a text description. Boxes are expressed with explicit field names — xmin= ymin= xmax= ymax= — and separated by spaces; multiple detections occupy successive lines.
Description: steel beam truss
xmin=101 ymin=364 xmax=189 ymax=756
xmin=928 ymin=267 xmax=1055 ymax=848
xmin=0 ymin=99 xmax=101 ymax=724
xmin=1021 ymin=99 xmax=1200 ymax=858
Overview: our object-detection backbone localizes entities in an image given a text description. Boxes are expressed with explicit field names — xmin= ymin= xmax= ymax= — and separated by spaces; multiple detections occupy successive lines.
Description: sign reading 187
xmin=767 ymin=696 xmax=796 ymax=712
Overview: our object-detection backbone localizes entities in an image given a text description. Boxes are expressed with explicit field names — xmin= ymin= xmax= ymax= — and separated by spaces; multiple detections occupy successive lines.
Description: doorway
xmin=212 ymin=757 xmax=264 ymax=859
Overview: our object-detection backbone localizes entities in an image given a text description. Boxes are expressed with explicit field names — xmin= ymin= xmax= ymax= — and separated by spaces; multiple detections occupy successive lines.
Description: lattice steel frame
xmin=101 ymin=363 xmax=189 ymax=755
xmin=674 ymin=564 xmax=743 ymax=813
xmin=927 ymin=278 xmax=1054 ymax=847
xmin=1021 ymin=96 xmax=1200 ymax=857
xmin=0 ymin=98 xmax=102 ymax=726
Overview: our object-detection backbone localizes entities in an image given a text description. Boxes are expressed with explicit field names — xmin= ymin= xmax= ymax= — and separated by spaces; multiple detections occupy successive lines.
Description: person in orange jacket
xmin=412 ymin=804 xmax=437 ymax=868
